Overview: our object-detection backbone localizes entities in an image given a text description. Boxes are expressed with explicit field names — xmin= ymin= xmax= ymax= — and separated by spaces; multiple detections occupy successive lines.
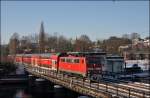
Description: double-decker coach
xmin=39 ymin=53 xmax=52 ymax=68
xmin=15 ymin=54 xmax=23 ymax=64
xmin=22 ymin=54 xmax=32 ymax=65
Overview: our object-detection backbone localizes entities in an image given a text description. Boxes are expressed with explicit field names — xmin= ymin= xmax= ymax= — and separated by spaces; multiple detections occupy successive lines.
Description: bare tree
xmin=100 ymin=36 xmax=131 ymax=54
xmin=122 ymin=34 xmax=130 ymax=39
xmin=57 ymin=35 xmax=73 ymax=52
xmin=9 ymin=32 xmax=19 ymax=55
xmin=47 ymin=34 xmax=57 ymax=52
xmin=74 ymin=34 xmax=92 ymax=52
xmin=19 ymin=36 xmax=33 ymax=53
xmin=130 ymin=32 xmax=140 ymax=39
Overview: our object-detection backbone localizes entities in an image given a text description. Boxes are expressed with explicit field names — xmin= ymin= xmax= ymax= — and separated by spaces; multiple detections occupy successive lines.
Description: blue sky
xmin=1 ymin=1 xmax=149 ymax=44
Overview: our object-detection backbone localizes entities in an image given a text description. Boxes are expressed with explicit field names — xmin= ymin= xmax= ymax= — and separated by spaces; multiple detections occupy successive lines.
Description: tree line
xmin=8 ymin=33 xmax=93 ymax=54
xmin=1 ymin=32 xmax=148 ymax=57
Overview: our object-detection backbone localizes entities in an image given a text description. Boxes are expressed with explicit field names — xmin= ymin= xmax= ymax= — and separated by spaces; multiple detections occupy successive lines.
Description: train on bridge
xmin=8 ymin=52 xmax=124 ymax=80
xmin=7 ymin=52 xmax=150 ymax=98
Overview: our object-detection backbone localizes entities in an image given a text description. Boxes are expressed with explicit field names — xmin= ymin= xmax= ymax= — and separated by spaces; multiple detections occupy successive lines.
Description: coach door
xmin=52 ymin=60 xmax=57 ymax=71
xmin=31 ymin=57 xmax=34 ymax=66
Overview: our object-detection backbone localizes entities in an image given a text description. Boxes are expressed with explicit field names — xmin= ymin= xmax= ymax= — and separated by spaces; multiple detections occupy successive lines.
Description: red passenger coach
xmin=31 ymin=55 xmax=41 ymax=66
xmin=50 ymin=53 xmax=61 ymax=71
xmin=15 ymin=55 xmax=23 ymax=64
xmin=40 ymin=58 xmax=52 ymax=68
xmin=40 ymin=54 xmax=52 ymax=68
xmin=22 ymin=55 xmax=31 ymax=65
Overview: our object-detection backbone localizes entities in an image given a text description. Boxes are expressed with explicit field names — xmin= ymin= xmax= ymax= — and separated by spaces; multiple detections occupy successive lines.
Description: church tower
xmin=39 ymin=21 xmax=45 ymax=53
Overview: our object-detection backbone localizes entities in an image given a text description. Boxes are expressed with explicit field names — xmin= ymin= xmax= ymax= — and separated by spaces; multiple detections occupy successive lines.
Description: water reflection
xmin=78 ymin=96 xmax=91 ymax=98
xmin=0 ymin=83 xmax=83 ymax=98
xmin=14 ymin=90 xmax=31 ymax=98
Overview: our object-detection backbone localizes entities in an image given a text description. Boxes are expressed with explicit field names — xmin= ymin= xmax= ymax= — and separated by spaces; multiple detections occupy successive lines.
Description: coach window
xmin=69 ymin=59 xmax=72 ymax=63
xmin=66 ymin=58 xmax=70 ymax=63
xmin=64 ymin=58 xmax=66 ymax=62
xmin=61 ymin=59 xmax=63 ymax=62
xmin=71 ymin=59 xmax=74 ymax=63
xmin=64 ymin=58 xmax=67 ymax=62
xmin=66 ymin=58 xmax=68 ymax=62
xmin=63 ymin=58 xmax=65 ymax=62
xmin=74 ymin=59 xmax=79 ymax=63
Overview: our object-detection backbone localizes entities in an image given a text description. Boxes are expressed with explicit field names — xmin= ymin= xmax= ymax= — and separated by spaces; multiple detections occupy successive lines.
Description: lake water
xmin=0 ymin=83 xmax=90 ymax=98
xmin=0 ymin=64 xmax=90 ymax=98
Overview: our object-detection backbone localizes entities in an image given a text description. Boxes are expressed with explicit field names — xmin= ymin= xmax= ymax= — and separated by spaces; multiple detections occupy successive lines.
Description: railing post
xmin=70 ymin=78 xmax=73 ymax=87
xmin=129 ymin=88 xmax=131 ymax=98
xmin=98 ymin=80 xmax=100 ymax=90
xmin=46 ymin=69 xmax=48 ymax=75
xmin=56 ymin=71 xmax=57 ymax=77
xmin=106 ymin=82 xmax=108 ymax=92
xmin=143 ymin=92 xmax=145 ymax=98
xmin=36 ymin=67 xmax=38 ymax=72
xmin=97 ymin=82 xmax=99 ymax=90
xmin=36 ymin=66 xmax=38 ymax=72
xmin=47 ymin=69 xmax=49 ymax=76
xmin=41 ymin=68 xmax=43 ymax=73
xmin=62 ymin=73 xmax=63 ymax=80
xmin=45 ymin=69 xmax=46 ymax=74
xmin=82 ymin=78 xmax=84 ymax=87
xmin=90 ymin=80 xmax=91 ymax=88
xmin=116 ymin=85 xmax=118 ymax=96
xmin=43 ymin=68 xmax=44 ymax=74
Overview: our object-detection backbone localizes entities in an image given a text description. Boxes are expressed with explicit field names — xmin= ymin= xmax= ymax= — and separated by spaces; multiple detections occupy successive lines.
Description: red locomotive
xmin=12 ymin=52 xmax=124 ymax=80
xmin=59 ymin=52 xmax=106 ymax=79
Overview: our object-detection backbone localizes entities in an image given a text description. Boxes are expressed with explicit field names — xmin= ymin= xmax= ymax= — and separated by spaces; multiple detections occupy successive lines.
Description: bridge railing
xmin=24 ymin=65 xmax=150 ymax=98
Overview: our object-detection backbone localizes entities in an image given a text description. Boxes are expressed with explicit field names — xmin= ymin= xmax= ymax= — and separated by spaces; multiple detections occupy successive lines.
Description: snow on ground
xmin=125 ymin=60 xmax=149 ymax=71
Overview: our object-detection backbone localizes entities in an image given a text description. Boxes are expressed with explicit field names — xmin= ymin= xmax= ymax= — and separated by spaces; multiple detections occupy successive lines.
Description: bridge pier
xmin=54 ymin=86 xmax=80 ymax=98
xmin=35 ymin=78 xmax=47 ymax=93
xmin=53 ymin=85 xmax=65 ymax=98
xmin=28 ymin=75 xmax=55 ymax=97
xmin=28 ymin=74 xmax=54 ymax=91
xmin=28 ymin=74 xmax=36 ymax=87
xmin=77 ymin=96 xmax=92 ymax=98
xmin=35 ymin=78 xmax=54 ymax=92
xmin=66 ymin=89 xmax=80 ymax=98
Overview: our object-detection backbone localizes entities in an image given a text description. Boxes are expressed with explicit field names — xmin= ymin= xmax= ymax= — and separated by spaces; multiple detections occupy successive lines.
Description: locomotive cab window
xmin=74 ymin=59 xmax=79 ymax=63
xmin=82 ymin=59 xmax=84 ymax=64
xmin=61 ymin=58 xmax=65 ymax=62
xmin=66 ymin=58 xmax=71 ymax=63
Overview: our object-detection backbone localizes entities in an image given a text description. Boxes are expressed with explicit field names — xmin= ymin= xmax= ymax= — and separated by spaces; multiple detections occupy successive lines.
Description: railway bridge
xmin=22 ymin=64 xmax=150 ymax=98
